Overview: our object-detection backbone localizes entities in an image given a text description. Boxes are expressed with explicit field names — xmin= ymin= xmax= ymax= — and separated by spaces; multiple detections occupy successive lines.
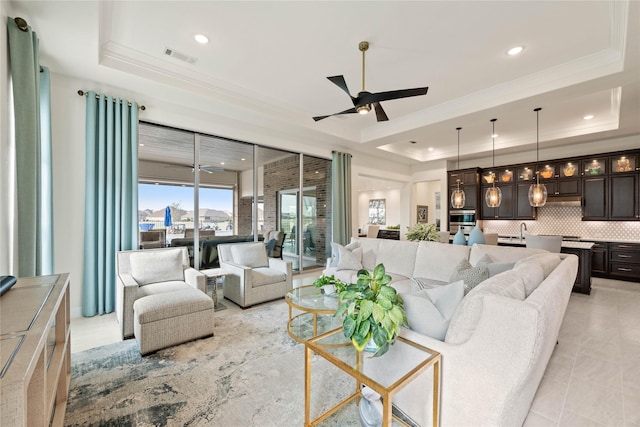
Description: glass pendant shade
xmin=451 ymin=183 xmax=465 ymax=209
xmin=528 ymin=179 xmax=548 ymax=207
xmin=485 ymin=185 xmax=502 ymax=208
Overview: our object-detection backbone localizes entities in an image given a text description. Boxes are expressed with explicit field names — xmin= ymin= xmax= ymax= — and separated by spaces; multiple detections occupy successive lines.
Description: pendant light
xmin=528 ymin=107 xmax=548 ymax=207
xmin=485 ymin=118 xmax=502 ymax=208
xmin=450 ymin=127 xmax=466 ymax=209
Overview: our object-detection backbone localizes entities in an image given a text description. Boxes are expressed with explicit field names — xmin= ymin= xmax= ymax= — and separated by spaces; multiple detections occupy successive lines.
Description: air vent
xmin=163 ymin=47 xmax=197 ymax=64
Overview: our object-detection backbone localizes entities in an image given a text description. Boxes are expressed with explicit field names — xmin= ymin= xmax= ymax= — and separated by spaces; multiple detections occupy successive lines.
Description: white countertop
xmin=496 ymin=237 xmax=594 ymax=250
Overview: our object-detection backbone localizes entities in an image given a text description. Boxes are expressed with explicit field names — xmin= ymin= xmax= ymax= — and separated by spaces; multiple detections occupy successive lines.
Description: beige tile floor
xmin=70 ymin=276 xmax=640 ymax=426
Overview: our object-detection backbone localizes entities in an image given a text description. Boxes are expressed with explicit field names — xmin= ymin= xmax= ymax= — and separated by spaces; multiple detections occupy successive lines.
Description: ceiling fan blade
xmin=372 ymin=102 xmax=389 ymax=122
xmin=327 ymin=75 xmax=356 ymax=104
xmin=313 ymin=107 xmax=358 ymax=121
xmin=365 ymin=87 xmax=429 ymax=104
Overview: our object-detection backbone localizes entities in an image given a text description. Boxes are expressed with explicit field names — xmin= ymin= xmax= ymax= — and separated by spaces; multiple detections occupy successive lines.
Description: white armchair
xmin=217 ymin=242 xmax=292 ymax=308
xmin=115 ymin=247 xmax=205 ymax=339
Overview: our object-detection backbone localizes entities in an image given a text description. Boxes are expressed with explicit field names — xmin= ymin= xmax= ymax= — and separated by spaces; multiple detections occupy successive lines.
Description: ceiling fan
xmin=165 ymin=163 xmax=224 ymax=173
xmin=313 ymin=41 xmax=429 ymax=122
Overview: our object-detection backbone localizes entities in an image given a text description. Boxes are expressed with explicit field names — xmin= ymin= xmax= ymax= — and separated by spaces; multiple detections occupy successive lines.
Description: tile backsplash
xmin=482 ymin=205 xmax=640 ymax=242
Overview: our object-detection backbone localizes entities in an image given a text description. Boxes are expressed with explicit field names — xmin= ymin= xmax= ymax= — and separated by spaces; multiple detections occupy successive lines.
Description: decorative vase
xmin=321 ymin=284 xmax=336 ymax=295
xmin=358 ymin=386 xmax=383 ymax=427
xmin=452 ymin=228 xmax=466 ymax=245
xmin=467 ymin=225 xmax=485 ymax=246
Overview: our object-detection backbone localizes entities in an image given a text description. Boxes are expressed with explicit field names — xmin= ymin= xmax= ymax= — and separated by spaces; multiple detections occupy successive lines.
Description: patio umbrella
xmin=164 ymin=206 xmax=173 ymax=227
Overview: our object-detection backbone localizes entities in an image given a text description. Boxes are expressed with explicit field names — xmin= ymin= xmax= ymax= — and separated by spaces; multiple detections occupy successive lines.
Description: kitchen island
xmin=497 ymin=236 xmax=594 ymax=294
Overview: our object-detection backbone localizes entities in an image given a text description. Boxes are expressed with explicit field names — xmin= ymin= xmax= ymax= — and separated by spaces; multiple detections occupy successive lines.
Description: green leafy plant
xmin=334 ymin=264 xmax=407 ymax=357
xmin=386 ymin=224 xmax=401 ymax=230
xmin=405 ymin=223 xmax=440 ymax=242
xmin=313 ymin=274 xmax=346 ymax=295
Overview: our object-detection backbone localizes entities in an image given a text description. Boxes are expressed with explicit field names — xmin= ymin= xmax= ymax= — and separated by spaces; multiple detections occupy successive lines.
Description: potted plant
xmin=312 ymin=274 xmax=344 ymax=295
xmin=405 ymin=222 xmax=440 ymax=242
xmin=315 ymin=264 xmax=407 ymax=357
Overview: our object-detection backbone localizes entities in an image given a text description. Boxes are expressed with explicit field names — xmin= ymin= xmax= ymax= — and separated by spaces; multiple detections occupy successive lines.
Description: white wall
xmin=414 ymin=180 xmax=441 ymax=225
xmin=357 ymin=188 xmax=403 ymax=228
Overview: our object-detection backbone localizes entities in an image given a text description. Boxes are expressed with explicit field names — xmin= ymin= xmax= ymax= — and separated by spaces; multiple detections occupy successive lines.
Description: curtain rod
xmin=77 ymin=90 xmax=146 ymax=111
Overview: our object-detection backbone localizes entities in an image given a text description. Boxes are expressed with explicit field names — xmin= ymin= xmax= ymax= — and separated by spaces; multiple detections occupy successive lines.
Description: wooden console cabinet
xmin=1 ymin=274 xmax=71 ymax=426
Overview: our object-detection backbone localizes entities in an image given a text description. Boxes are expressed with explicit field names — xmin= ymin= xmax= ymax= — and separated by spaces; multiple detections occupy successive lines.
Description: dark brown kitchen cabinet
xmin=608 ymin=242 xmax=640 ymax=282
xmin=481 ymin=183 xmax=514 ymax=219
xmin=448 ymin=169 xmax=479 ymax=210
xmin=589 ymin=242 xmax=608 ymax=276
xmin=582 ymin=177 xmax=608 ymax=220
xmin=546 ymin=178 xmax=582 ymax=196
xmin=609 ymin=174 xmax=640 ymax=220
xmin=561 ymin=246 xmax=591 ymax=294
xmin=515 ymin=182 xmax=536 ymax=219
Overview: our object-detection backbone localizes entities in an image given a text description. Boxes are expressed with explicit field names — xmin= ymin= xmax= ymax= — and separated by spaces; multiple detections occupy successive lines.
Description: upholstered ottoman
xmin=133 ymin=288 xmax=214 ymax=355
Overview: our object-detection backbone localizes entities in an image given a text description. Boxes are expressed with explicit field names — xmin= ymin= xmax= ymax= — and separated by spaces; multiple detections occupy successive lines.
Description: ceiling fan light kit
xmin=313 ymin=41 xmax=428 ymax=122
xmin=528 ymin=107 xmax=548 ymax=207
xmin=485 ymin=118 xmax=502 ymax=208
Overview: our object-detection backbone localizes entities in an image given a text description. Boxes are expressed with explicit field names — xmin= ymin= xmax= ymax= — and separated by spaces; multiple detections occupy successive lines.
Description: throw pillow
xmin=231 ymin=244 xmax=269 ymax=268
xmin=449 ymin=258 xmax=489 ymax=294
xmin=337 ymin=246 xmax=363 ymax=270
xmin=401 ymin=280 xmax=464 ymax=340
xmin=130 ymin=249 xmax=184 ymax=285
xmin=330 ymin=240 xmax=361 ymax=267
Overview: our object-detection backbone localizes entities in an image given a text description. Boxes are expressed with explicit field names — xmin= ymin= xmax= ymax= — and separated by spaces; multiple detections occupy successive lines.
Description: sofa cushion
xmin=514 ymin=259 xmax=546 ymax=296
xmin=358 ymin=238 xmax=381 ymax=271
xmin=469 ymin=243 xmax=546 ymax=266
xmin=411 ymin=277 xmax=448 ymax=291
xmin=515 ymin=253 xmax=562 ymax=278
xmin=449 ymin=257 xmax=490 ymax=294
xmin=133 ymin=288 xmax=213 ymax=324
xmin=401 ymin=280 xmax=464 ymax=340
xmin=413 ymin=241 xmax=471 ymax=282
xmin=130 ymin=249 xmax=185 ymax=285
xmin=231 ymin=243 xmax=269 ymax=268
xmin=445 ymin=270 xmax=526 ymax=345
xmin=337 ymin=246 xmax=363 ymax=270
xmin=488 ymin=262 xmax=515 ymax=277
xmin=251 ymin=267 xmax=286 ymax=287
xmin=376 ymin=240 xmax=419 ymax=278
xmin=136 ymin=280 xmax=191 ymax=298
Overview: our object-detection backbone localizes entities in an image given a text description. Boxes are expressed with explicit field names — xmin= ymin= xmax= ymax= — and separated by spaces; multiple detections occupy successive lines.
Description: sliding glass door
xmin=138 ymin=122 xmax=332 ymax=273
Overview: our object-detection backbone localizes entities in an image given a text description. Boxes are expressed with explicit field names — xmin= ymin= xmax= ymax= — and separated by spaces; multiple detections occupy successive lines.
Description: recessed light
xmin=194 ymin=34 xmax=209 ymax=44
xmin=409 ymin=141 xmax=417 ymax=144
xmin=220 ymin=162 xmax=225 ymax=165
xmin=139 ymin=143 xmax=144 ymax=147
xmin=583 ymin=114 xmax=594 ymax=120
xmin=241 ymin=158 xmax=246 ymax=161
xmin=492 ymin=134 xmax=498 ymax=138
xmin=507 ymin=46 xmax=524 ymax=56
xmin=154 ymin=182 xmax=159 ymax=185
xmin=428 ymin=147 xmax=434 ymax=151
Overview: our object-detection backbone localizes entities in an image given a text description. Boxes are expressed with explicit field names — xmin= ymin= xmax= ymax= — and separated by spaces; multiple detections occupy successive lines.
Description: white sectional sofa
xmin=323 ymin=238 xmax=579 ymax=427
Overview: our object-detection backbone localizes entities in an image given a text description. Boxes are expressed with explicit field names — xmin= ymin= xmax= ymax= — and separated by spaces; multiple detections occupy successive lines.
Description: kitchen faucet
xmin=520 ymin=223 xmax=528 ymax=241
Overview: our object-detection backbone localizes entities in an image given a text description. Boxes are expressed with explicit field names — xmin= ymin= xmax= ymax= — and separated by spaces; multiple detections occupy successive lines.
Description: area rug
xmin=65 ymin=300 xmax=367 ymax=426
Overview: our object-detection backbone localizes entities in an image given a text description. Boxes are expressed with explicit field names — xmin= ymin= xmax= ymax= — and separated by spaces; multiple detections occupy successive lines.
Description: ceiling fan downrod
xmin=359 ymin=41 xmax=369 ymax=92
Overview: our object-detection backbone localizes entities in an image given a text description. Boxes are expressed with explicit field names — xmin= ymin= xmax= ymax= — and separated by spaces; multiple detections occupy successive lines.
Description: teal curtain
xmin=7 ymin=17 xmax=54 ymax=276
xmin=82 ymin=92 xmax=139 ymax=316
xmin=331 ymin=151 xmax=352 ymax=245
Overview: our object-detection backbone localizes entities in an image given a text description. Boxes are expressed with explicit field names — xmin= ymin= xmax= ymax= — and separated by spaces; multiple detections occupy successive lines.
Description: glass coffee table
xmin=304 ymin=327 xmax=441 ymax=427
xmin=285 ymin=285 xmax=342 ymax=343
